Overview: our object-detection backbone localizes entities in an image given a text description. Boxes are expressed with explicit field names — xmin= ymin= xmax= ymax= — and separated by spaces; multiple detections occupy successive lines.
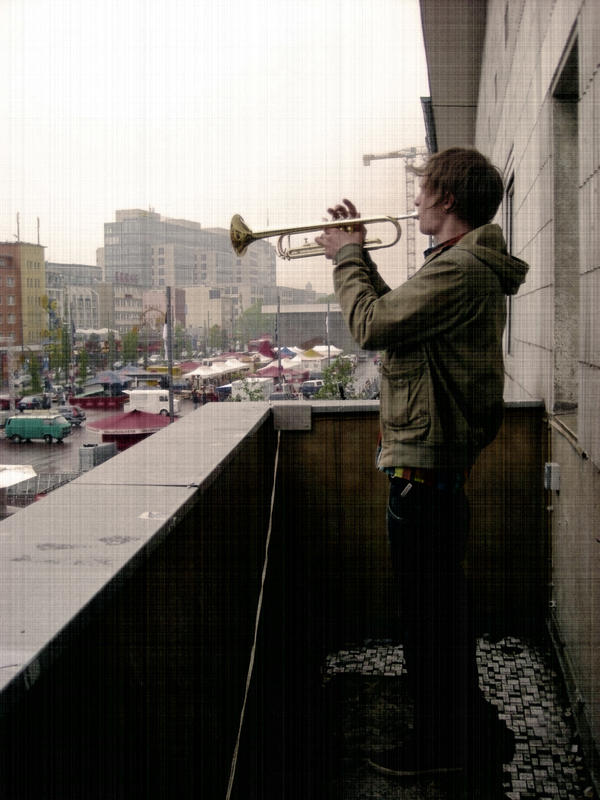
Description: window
xmin=503 ymin=174 xmax=515 ymax=354
xmin=6 ymin=277 xmax=14 ymax=287
xmin=552 ymin=38 xmax=579 ymax=423
xmin=7 ymin=313 xmax=15 ymax=324
xmin=7 ymin=296 xmax=14 ymax=306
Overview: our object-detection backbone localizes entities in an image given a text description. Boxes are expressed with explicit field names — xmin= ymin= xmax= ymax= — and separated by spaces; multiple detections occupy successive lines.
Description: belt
xmin=392 ymin=466 xmax=469 ymax=491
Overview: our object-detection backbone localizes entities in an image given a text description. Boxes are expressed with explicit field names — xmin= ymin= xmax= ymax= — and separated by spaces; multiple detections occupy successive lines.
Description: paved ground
xmin=325 ymin=636 xmax=597 ymax=800
xmin=0 ymin=398 xmax=196 ymax=476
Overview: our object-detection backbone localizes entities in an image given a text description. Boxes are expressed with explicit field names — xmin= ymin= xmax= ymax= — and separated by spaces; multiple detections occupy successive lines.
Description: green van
xmin=5 ymin=413 xmax=72 ymax=443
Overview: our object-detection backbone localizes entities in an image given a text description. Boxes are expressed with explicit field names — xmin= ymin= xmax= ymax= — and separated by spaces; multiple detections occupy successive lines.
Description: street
xmin=0 ymin=363 xmax=380 ymax=478
xmin=0 ymin=400 xmax=195 ymax=477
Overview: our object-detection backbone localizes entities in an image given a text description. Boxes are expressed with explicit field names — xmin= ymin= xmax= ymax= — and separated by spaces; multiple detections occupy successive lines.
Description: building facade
xmin=261 ymin=303 xmax=360 ymax=354
xmin=103 ymin=209 xmax=276 ymax=290
xmin=0 ymin=242 xmax=46 ymax=346
xmin=113 ymin=284 xmax=144 ymax=335
xmin=183 ymin=286 xmax=234 ymax=342
xmin=46 ymin=261 xmax=103 ymax=286
xmin=142 ymin=288 xmax=186 ymax=329
xmin=420 ymin=0 xmax=600 ymax=778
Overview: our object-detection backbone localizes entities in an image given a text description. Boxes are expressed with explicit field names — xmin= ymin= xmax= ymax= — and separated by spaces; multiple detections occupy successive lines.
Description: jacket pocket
xmin=381 ymin=365 xmax=431 ymax=437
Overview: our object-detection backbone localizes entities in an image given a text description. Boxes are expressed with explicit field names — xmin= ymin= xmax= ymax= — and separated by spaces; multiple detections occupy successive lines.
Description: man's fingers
xmin=327 ymin=205 xmax=348 ymax=220
xmin=342 ymin=198 xmax=359 ymax=218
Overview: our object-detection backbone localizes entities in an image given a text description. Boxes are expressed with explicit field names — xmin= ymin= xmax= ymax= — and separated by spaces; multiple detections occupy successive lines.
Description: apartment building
xmin=419 ymin=0 xmax=600 ymax=782
xmin=0 ymin=242 xmax=46 ymax=346
xmin=183 ymin=286 xmax=234 ymax=340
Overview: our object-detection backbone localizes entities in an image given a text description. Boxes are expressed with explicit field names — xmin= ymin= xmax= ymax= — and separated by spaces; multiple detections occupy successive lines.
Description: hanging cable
xmin=225 ymin=429 xmax=281 ymax=800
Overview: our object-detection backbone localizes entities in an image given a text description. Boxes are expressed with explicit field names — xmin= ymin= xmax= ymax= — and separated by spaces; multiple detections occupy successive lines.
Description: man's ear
xmin=442 ymin=192 xmax=456 ymax=213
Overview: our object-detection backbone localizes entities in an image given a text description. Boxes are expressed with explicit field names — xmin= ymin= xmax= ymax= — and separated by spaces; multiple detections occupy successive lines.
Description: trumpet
xmin=230 ymin=211 xmax=418 ymax=260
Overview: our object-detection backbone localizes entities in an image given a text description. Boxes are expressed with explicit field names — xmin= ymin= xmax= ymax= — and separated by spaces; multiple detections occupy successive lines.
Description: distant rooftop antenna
xmin=16 ymin=213 xmax=20 ymax=242
xmin=37 ymin=217 xmax=40 ymax=245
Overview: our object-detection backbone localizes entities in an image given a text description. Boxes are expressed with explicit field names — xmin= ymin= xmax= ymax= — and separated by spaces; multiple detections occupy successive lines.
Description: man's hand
xmin=315 ymin=198 xmax=365 ymax=260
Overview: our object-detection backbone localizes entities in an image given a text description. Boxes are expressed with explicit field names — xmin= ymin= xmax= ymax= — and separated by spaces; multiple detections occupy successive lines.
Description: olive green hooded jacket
xmin=333 ymin=224 xmax=529 ymax=470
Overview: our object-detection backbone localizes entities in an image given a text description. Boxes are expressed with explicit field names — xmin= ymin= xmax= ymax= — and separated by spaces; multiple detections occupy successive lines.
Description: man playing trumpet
xmin=316 ymin=147 xmax=529 ymax=794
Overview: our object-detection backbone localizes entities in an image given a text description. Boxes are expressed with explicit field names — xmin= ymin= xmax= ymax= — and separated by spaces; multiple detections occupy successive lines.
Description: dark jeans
xmin=387 ymin=476 xmax=485 ymax=753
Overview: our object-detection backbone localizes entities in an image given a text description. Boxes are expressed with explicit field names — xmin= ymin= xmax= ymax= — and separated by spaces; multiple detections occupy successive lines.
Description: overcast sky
xmin=1 ymin=0 xmax=430 ymax=293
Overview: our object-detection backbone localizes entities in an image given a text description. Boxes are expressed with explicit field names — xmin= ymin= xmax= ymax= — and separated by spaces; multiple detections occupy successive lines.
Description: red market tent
xmin=88 ymin=409 xmax=172 ymax=451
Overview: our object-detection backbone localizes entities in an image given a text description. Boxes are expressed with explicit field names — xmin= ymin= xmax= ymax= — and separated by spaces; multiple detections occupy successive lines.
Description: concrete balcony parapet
xmin=0 ymin=399 xmax=547 ymax=798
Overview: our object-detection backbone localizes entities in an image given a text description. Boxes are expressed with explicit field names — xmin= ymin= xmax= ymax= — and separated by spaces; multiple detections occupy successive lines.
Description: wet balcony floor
xmin=324 ymin=635 xmax=596 ymax=799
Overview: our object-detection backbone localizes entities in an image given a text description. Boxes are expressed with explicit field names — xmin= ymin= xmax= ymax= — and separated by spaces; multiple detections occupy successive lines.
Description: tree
xmin=236 ymin=302 xmax=275 ymax=349
xmin=60 ymin=323 xmax=72 ymax=382
xmin=122 ymin=328 xmax=139 ymax=364
xmin=107 ymin=331 xmax=117 ymax=368
xmin=29 ymin=355 xmax=43 ymax=394
xmin=233 ymin=377 xmax=267 ymax=401
xmin=315 ymin=356 xmax=355 ymax=399
xmin=86 ymin=333 xmax=101 ymax=373
xmin=173 ymin=324 xmax=186 ymax=359
xmin=77 ymin=347 xmax=89 ymax=387
xmin=208 ymin=324 xmax=227 ymax=352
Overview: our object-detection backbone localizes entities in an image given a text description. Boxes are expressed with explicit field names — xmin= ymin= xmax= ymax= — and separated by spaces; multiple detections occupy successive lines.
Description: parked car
xmin=5 ymin=413 xmax=72 ymax=443
xmin=0 ymin=394 xmax=20 ymax=410
xmin=57 ymin=405 xmax=86 ymax=426
xmin=269 ymin=390 xmax=298 ymax=401
xmin=17 ymin=395 xmax=43 ymax=411
xmin=300 ymin=379 xmax=324 ymax=398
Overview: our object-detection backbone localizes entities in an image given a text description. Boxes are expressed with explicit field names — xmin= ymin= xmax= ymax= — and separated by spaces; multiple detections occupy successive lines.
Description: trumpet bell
xmin=230 ymin=214 xmax=254 ymax=257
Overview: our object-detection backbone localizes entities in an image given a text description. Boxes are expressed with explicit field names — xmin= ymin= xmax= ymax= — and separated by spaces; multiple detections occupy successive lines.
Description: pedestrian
xmin=316 ymin=147 xmax=529 ymax=792
xmin=191 ymin=388 xmax=199 ymax=409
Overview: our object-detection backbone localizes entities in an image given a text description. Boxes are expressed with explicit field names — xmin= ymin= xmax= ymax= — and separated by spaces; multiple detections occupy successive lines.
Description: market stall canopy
xmin=177 ymin=361 xmax=202 ymax=373
xmin=0 ymin=465 xmax=37 ymax=489
xmin=183 ymin=360 xmax=251 ymax=380
xmin=256 ymin=364 xmax=284 ymax=377
xmin=86 ymin=370 xmax=127 ymax=386
xmin=183 ymin=364 xmax=225 ymax=379
xmin=257 ymin=340 xmax=276 ymax=359
xmin=87 ymin=409 xmax=171 ymax=435
xmin=301 ymin=349 xmax=324 ymax=359
xmin=312 ymin=345 xmax=343 ymax=357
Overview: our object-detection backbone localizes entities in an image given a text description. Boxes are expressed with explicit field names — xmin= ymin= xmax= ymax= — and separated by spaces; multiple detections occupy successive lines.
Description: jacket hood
xmin=456 ymin=224 xmax=529 ymax=295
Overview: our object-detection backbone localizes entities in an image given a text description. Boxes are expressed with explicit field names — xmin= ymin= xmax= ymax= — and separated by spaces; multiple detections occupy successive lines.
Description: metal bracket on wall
xmin=271 ymin=403 xmax=311 ymax=431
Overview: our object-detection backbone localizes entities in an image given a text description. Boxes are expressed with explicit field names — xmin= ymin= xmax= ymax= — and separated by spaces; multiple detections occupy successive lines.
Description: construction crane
xmin=363 ymin=146 xmax=428 ymax=276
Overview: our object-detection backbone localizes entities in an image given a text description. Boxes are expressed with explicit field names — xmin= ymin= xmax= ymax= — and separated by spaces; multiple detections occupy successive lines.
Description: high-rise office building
xmin=103 ymin=209 xmax=276 ymax=290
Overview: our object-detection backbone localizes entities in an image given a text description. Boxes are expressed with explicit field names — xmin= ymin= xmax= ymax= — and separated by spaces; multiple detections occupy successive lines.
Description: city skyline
xmin=1 ymin=0 xmax=430 ymax=294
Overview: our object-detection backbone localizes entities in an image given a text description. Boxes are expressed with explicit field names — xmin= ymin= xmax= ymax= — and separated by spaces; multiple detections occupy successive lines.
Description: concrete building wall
xmin=262 ymin=304 xmax=365 ymax=353
xmin=473 ymin=0 xmax=600 ymax=763
xmin=183 ymin=286 xmax=233 ymax=337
